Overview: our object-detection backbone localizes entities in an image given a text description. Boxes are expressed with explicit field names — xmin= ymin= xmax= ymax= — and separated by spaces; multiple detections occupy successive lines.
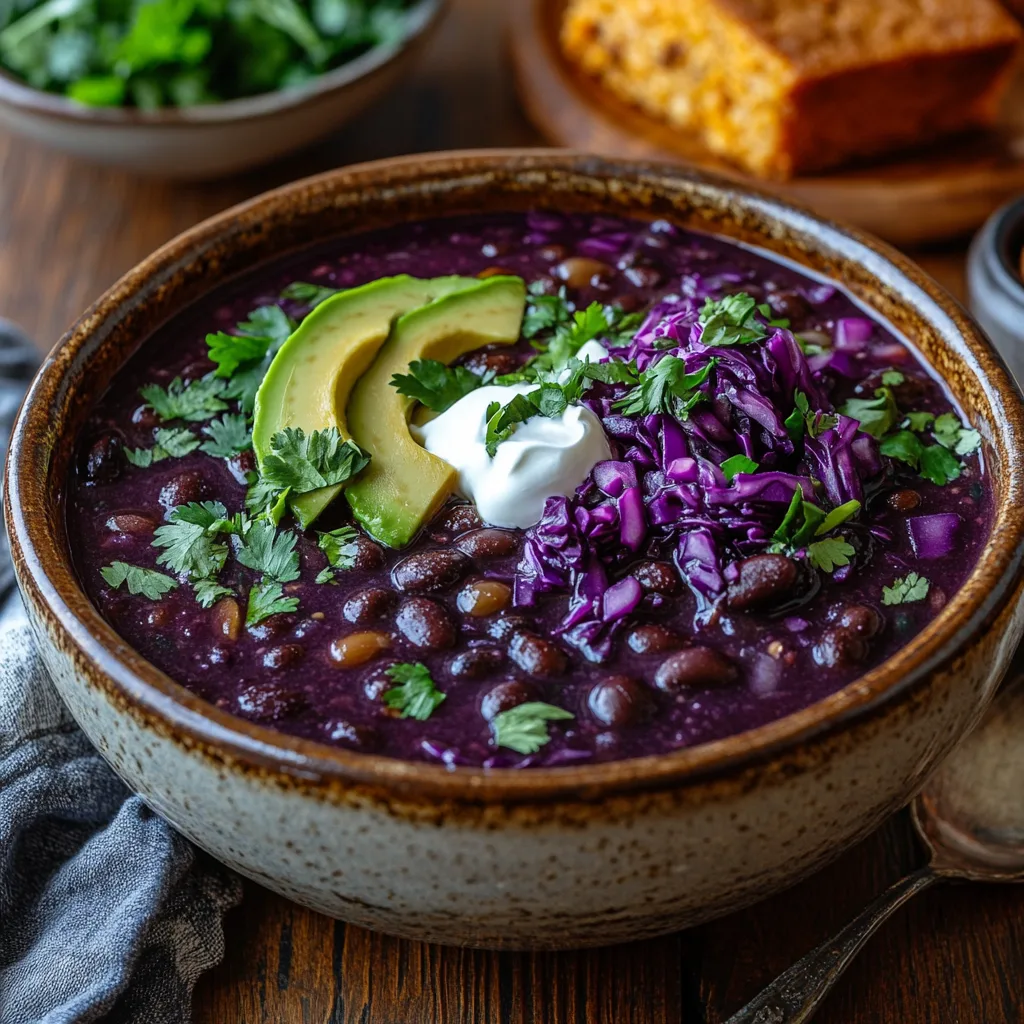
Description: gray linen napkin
xmin=0 ymin=320 xmax=242 ymax=1024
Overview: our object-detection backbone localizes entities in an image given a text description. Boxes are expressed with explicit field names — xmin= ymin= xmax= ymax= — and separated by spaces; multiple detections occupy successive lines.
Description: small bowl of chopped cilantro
xmin=0 ymin=0 xmax=443 ymax=177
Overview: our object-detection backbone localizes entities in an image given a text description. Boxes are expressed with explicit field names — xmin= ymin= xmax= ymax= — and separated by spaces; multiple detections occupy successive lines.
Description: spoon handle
xmin=724 ymin=866 xmax=937 ymax=1024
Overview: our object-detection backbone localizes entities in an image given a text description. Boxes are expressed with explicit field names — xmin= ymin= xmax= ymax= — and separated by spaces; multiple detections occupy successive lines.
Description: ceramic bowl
xmin=0 ymin=0 xmax=443 ymax=179
xmin=7 ymin=151 xmax=1024 ymax=950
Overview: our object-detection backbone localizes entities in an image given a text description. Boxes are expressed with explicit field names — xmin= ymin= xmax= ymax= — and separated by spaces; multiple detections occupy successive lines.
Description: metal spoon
xmin=727 ymin=674 xmax=1024 ymax=1024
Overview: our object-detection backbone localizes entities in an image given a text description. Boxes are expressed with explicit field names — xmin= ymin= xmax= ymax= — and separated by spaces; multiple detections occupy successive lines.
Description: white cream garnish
xmin=414 ymin=380 xmax=612 ymax=530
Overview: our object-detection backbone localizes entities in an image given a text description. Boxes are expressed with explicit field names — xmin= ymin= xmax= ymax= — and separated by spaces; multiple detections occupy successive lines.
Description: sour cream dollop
xmin=414 ymin=373 xmax=612 ymax=530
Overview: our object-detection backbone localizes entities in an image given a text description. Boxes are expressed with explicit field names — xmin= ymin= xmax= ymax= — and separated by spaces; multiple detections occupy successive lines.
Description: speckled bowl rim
xmin=0 ymin=0 xmax=442 ymax=126
xmin=7 ymin=150 xmax=1024 ymax=803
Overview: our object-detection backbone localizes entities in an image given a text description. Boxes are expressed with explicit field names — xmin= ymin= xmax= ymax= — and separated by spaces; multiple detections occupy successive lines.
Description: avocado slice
xmin=345 ymin=275 xmax=527 ymax=548
xmin=252 ymin=274 xmax=478 ymax=529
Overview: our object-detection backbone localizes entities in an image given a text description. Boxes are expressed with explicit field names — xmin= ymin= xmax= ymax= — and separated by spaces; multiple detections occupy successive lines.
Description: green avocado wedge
xmin=252 ymin=275 xmax=479 ymax=530
xmin=345 ymin=275 xmax=526 ymax=548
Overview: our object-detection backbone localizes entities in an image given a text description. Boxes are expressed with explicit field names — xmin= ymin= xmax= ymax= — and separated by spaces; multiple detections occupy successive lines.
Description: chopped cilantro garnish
xmin=484 ymin=393 xmax=536 ymax=457
xmin=492 ymin=702 xmax=574 ymax=755
xmin=206 ymin=303 xmax=296 ymax=413
xmin=697 ymin=293 xmax=769 ymax=348
xmin=383 ymin=663 xmax=446 ymax=721
xmin=840 ymin=386 xmax=900 ymax=440
xmin=390 ymin=359 xmax=490 ymax=412
xmin=200 ymin=413 xmax=252 ymax=458
xmin=523 ymin=294 xmax=641 ymax=374
xmin=316 ymin=526 xmax=360 ymax=583
xmin=280 ymin=281 xmax=340 ymax=309
xmin=613 ymin=355 xmax=715 ymax=419
xmin=772 ymin=486 xmax=826 ymax=549
xmin=932 ymin=412 xmax=981 ymax=457
xmin=882 ymin=572 xmax=930 ymax=606
xmin=193 ymin=579 xmax=234 ymax=609
xmin=879 ymin=431 xmax=962 ymax=486
xmin=100 ymin=562 xmax=177 ymax=600
xmin=139 ymin=376 xmax=227 ymax=423
xmin=904 ymin=411 xmax=935 ymax=433
xmin=531 ymin=301 xmax=609 ymax=373
xmin=881 ymin=370 xmax=905 ymax=387
xmin=807 ymin=536 xmax=855 ymax=573
xmin=124 ymin=427 xmax=200 ymax=467
xmin=721 ymin=455 xmax=758 ymax=482
xmin=522 ymin=284 xmax=572 ymax=339
xmin=260 ymin=427 xmax=370 ymax=494
xmin=235 ymin=520 xmax=300 ymax=583
xmin=152 ymin=502 xmax=230 ymax=580
xmin=246 ymin=581 xmax=299 ymax=626
xmin=785 ymin=390 xmax=838 ymax=443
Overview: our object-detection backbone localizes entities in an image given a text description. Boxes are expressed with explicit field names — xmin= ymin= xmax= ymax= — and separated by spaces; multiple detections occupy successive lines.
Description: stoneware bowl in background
xmin=6 ymin=151 xmax=1024 ymax=950
xmin=0 ymin=0 xmax=443 ymax=179
xmin=968 ymin=195 xmax=1024 ymax=386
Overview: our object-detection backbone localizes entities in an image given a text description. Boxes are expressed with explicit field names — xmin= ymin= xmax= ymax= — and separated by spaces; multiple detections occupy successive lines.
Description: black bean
xmin=767 ymin=289 xmax=811 ymax=321
xmin=887 ymin=489 xmax=921 ymax=512
xmin=263 ymin=644 xmax=304 ymax=671
xmin=396 ymin=597 xmax=457 ymax=650
xmin=246 ymin=613 xmax=294 ymax=642
xmin=391 ymin=550 xmax=468 ymax=593
xmin=343 ymin=587 xmax=397 ymax=626
xmin=131 ymin=404 xmax=159 ymax=429
xmin=812 ymin=628 xmax=869 ymax=669
xmin=83 ymin=432 xmax=123 ymax=483
xmin=456 ymin=528 xmax=520 ymax=559
xmin=105 ymin=512 xmax=157 ymax=535
xmin=323 ymin=719 xmax=381 ymax=752
xmin=462 ymin=349 xmax=520 ymax=378
xmin=727 ymin=554 xmax=799 ymax=611
xmin=837 ymin=604 xmax=883 ymax=638
xmin=553 ymin=256 xmax=614 ymax=289
xmin=654 ymin=648 xmax=737 ymax=692
xmin=627 ymin=624 xmax=683 ymax=655
xmin=362 ymin=662 xmax=398 ymax=702
xmin=437 ymin=503 xmax=483 ymax=536
xmin=236 ymin=680 xmax=305 ymax=721
xmin=159 ymin=471 xmax=206 ymax=513
xmin=487 ymin=615 xmax=534 ymax=642
xmin=538 ymin=243 xmax=568 ymax=262
xmin=349 ymin=535 xmax=386 ymax=571
xmin=929 ymin=587 xmax=948 ymax=614
xmin=631 ymin=561 xmax=680 ymax=595
xmin=624 ymin=264 xmax=663 ymax=289
xmin=588 ymin=676 xmax=652 ymax=727
xmin=508 ymin=632 xmax=567 ymax=677
xmin=449 ymin=647 xmax=504 ymax=680
xmin=480 ymin=680 xmax=541 ymax=722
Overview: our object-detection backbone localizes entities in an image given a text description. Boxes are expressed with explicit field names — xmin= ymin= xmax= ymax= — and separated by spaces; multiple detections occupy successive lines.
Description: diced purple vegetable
xmin=907 ymin=514 xmax=961 ymax=560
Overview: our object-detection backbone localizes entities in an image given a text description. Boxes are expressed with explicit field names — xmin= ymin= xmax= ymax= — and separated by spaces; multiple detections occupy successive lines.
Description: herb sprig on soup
xmin=69 ymin=213 xmax=990 ymax=767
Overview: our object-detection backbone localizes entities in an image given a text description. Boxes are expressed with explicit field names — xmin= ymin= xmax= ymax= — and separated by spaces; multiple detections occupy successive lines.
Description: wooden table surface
xmin=2 ymin=2 xmax=1022 ymax=1021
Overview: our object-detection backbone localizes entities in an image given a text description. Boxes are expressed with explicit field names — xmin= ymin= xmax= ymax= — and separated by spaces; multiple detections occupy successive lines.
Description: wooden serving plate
xmin=509 ymin=0 xmax=1024 ymax=246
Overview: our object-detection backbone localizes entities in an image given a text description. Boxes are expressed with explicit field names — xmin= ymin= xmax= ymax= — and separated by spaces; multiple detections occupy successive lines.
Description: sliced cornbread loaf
xmin=561 ymin=0 xmax=1022 ymax=179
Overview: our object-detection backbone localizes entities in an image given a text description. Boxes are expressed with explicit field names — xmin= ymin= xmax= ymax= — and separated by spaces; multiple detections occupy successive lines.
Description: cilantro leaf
xmin=492 ymin=702 xmax=574 ymax=754
xmin=881 ymin=370 xmax=905 ymax=387
xmin=841 ymin=386 xmax=900 ymax=440
xmin=613 ymin=356 xmax=715 ymax=419
xmin=318 ymin=526 xmax=360 ymax=570
xmin=785 ymin=390 xmax=838 ymax=443
xmin=932 ymin=412 xmax=981 ymax=457
xmin=100 ymin=562 xmax=178 ymax=600
xmin=882 ymin=572 xmax=930 ymax=606
xmin=522 ymin=285 xmax=571 ymax=339
xmin=879 ymin=430 xmax=923 ymax=467
xmin=484 ymin=394 xmax=536 ymax=457
xmin=904 ymin=411 xmax=935 ymax=433
xmin=152 ymin=503 xmax=230 ymax=580
xmin=383 ymin=662 xmax=446 ymax=721
xmin=245 ymin=475 xmax=288 ymax=521
xmin=260 ymin=427 xmax=370 ymax=494
xmin=697 ymin=293 xmax=768 ymax=348
xmin=193 ymin=579 xmax=234 ymax=609
xmin=280 ymin=281 xmax=340 ymax=308
xmin=390 ymin=359 xmax=489 ymax=412
xmin=200 ymin=413 xmax=251 ymax=458
xmin=721 ymin=455 xmax=758 ymax=482
xmin=139 ymin=376 xmax=227 ymax=423
xmin=235 ymin=520 xmax=300 ymax=583
xmin=246 ymin=581 xmax=299 ymax=626
xmin=772 ymin=486 xmax=827 ymax=548
xmin=125 ymin=427 xmax=200 ymax=467
xmin=918 ymin=444 xmax=962 ymax=486
xmin=531 ymin=301 xmax=611 ymax=373
xmin=807 ymin=536 xmax=855 ymax=573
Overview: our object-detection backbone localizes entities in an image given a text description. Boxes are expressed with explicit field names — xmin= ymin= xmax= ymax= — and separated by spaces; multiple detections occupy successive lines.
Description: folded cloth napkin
xmin=0 ymin=320 xmax=242 ymax=1024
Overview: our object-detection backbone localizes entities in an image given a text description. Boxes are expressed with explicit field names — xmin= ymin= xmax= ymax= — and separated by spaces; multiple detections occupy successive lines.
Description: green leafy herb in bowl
xmin=0 ymin=0 xmax=416 ymax=108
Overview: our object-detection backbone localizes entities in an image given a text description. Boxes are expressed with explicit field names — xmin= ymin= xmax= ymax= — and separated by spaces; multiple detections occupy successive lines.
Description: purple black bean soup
xmin=68 ymin=212 xmax=991 ymax=768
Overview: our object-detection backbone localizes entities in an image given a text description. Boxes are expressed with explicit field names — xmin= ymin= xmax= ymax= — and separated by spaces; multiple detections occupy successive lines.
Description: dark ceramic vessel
xmin=7 ymin=152 xmax=1024 ymax=949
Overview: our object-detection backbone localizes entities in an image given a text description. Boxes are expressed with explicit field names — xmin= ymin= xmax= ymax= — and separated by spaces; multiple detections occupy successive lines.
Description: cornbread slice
xmin=561 ymin=0 xmax=1023 ymax=179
